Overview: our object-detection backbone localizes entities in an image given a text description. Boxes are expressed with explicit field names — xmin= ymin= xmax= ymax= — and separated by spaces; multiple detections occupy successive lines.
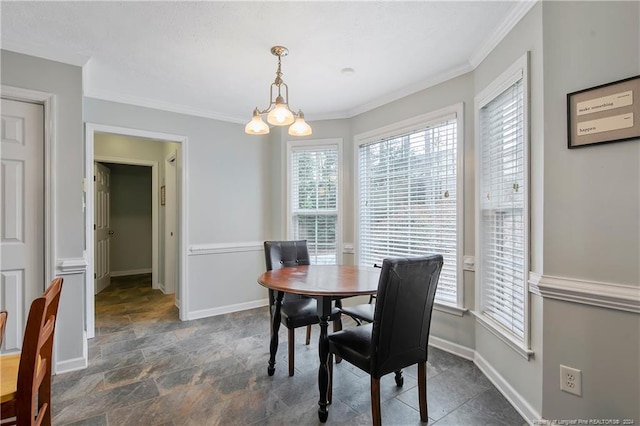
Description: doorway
xmin=85 ymin=124 xmax=188 ymax=339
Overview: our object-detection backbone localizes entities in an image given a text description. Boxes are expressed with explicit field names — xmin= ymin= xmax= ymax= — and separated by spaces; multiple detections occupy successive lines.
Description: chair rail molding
xmin=537 ymin=274 xmax=640 ymax=313
xmin=188 ymin=241 xmax=263 ymax=256
xmin=56 ymin=257 xmax=89 ymax=275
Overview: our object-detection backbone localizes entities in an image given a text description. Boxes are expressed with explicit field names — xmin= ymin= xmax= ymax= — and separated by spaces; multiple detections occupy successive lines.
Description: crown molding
xmin=1 ymin=42 xmax=89 ymax=67
xmin=537 ymin=275 xmax=639 ymax=314
xmin=344 ymin=62 xmax=474 ymax=119
xmin=83 ymin=89 xmax=246 ymax=124
xmin=469 ymin=0 xmax=538 ymax=68
xmin=4 ymin=1 xmax=536 ymax=124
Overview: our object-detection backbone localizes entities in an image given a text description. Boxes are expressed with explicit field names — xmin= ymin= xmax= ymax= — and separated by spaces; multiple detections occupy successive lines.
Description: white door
xmin=94 ymin=162 xmax=111 ymax=294
xmin=0 ymin=98 xmax=44 ymax=352
xmin=164 ymin=154 xmax=177 ymax=295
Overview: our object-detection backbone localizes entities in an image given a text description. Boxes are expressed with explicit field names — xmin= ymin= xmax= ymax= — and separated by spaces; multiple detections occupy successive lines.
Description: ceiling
xmin=1 ymin=1 xmax=535 ymax=124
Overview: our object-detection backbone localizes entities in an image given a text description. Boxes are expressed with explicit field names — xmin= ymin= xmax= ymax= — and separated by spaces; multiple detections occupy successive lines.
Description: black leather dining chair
xmin=264 ymin=240 xmax=342 ymax=376
xmin=327 ymin=255 xmax=443 ymax=426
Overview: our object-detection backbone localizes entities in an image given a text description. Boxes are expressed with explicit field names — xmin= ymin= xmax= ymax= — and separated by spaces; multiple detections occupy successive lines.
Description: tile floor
xmin=51 ymin=274 xmax=526 ymax=425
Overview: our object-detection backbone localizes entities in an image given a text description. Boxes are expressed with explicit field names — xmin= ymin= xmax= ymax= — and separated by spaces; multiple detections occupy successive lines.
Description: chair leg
xmin=418 ymin=361 xmax=428 ymax=421
xmin=371 ymin=377 xmax=382 ymax=426
xmin=332 ymin=318 xmax=342 ymax=364
xmin=328 ymin=354 xmax=333 ymax=404
xmin=394 ymin=370 xmax=404 ymax=387
xmin=288 ymin=328 xmax=295 ymax=377
xmin=305 ymin=325 xmax=311 ymax=345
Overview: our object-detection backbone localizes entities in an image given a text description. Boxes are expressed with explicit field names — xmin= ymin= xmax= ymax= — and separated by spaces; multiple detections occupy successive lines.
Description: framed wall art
xmin=567 ymin=75 xmax=640 ymax=149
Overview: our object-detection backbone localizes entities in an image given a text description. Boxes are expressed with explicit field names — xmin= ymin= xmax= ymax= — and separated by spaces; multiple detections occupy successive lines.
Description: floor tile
xmin=52 ymin=274 xmax=525 ymax=426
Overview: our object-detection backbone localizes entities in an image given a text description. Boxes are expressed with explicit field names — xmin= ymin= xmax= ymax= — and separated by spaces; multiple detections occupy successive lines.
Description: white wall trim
xmin=110 ymin=268 xmax=153 ymax=277
xmin=188 ymin=241 xmax=263 ymax=256
xmin=84 ymin=92 xmax=245 ymax=124
xmin=537 ymin=274 xmax=640 ymax=313
xmin=187 ymin=298 xmax=268 ymax=321
xmin=468 ymin=0 xmax=538 ymax=69
xmin=55 ymin=355 xmax=88 ymax=374
xmin=474 ymin=352 xmax=541 ymax=425
xmin=85 ymin=123 xmax=190 ymax=342
xmin=429 ymin=335 xmax=475 ymax=361
xmin=528 ymin=271 xmax=542 ymax=296
xmin=56 ymin=257 xmax=89 ymax=275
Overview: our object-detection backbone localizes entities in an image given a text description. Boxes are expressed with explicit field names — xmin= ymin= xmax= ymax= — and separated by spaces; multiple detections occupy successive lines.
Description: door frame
xmin=85 ymin=123 xmax=189 ymax=339
xmin=164 ymin=151 xmax=178 ymax=297
xmin=94 ymin=157 xmax=159 ymax=290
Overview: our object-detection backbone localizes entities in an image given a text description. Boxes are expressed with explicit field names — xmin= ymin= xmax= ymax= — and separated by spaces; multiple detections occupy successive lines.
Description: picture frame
xmin=160 ymin=185 xmax=166 ymax=206
xmin=567 ymin=75 xmax=640 ymax=149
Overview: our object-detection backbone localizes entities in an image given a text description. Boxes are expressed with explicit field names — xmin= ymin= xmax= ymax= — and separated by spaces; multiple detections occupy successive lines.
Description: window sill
xmin=472 ymin=311 xmax=534 ymax=360
xmin=434 ymin=303 xmax=468 ymax=317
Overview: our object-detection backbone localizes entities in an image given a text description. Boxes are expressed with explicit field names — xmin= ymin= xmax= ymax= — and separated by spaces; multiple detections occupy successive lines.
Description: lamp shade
xmin=245 ymin=110 xmax=270 ymax=135
xmin=267 ymin=96 xmax=295 ymax=126
xmin=288 ymin=111 xmax=312 ymax=136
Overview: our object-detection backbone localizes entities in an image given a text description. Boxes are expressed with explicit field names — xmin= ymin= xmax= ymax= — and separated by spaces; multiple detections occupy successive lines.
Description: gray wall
xmin=472 ymin=1 xmax=545 ymax=415
xmin=106 ymin=163 xmax=152 ymax=275
xmin=85 ymin=99 xmax=269 ymax=315
xmin=1 ymin=50 xmax=86 ymax=368
xmin=541 ymin=1 xmax=639 ymax=421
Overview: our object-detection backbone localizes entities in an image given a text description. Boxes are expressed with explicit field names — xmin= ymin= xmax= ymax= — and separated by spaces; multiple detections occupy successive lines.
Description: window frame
xmin=474 ymin=52 xmax=532 ymax=359
xmin=286 ymin=138 xmax=343 ymax=265
xmin=354 ymin=104 xmax=465 ymax=313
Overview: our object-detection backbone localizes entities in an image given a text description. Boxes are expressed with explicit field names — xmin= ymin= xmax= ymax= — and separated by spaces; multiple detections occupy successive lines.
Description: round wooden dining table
xmin=258 ymin=264 xmax=380 ymax=422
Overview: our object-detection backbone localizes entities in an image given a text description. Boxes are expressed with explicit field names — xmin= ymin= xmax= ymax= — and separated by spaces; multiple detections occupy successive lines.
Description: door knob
xmin=108 ymin=230 xmax=115 ymax=235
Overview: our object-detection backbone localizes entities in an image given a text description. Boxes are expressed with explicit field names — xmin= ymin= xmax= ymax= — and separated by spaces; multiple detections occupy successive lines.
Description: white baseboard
xmin=474 ymin=352 xmax=540 ymax=425
xmin=186 ymin=298 xmax=269 ymax=321
xmin=429 ymin=335 xmax=475 ymax=361
xmin=110 ymin=268 xmax=152 ymax=277
xmin=95 ymin=278 xmax=110 ymax=294
xmin=55 ymin=356 xmax=88 ymax=374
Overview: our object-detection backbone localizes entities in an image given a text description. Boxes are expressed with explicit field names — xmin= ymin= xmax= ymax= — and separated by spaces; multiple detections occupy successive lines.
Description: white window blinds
xmin=358 ymin=117 xmax=459 ymax=306
xmin=290 ymin=146 xmax=338 ymax=265
xmin=478 ymin=76 xmax=527 ymax=339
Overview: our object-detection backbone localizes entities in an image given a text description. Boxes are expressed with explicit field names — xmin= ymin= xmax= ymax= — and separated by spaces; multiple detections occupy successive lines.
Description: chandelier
xmin=245 ymin=46 xmax=312 ymax=136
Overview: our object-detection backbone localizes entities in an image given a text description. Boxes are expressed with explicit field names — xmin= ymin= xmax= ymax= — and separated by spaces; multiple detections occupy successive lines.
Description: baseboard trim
xmin=110 ymin=268 xmax=152 ymax=278
xmin=474 ymin=352 xmax=540 ymax=425
xmin=186 ymin=298 xmax=269 ymax=320
xmin=429 ymin=335 xmax=475 ymax=361
xmin=537 ymin=274 xmax=639 ymax=313
xmin=55 ymin=355 xmax=88 ymax=374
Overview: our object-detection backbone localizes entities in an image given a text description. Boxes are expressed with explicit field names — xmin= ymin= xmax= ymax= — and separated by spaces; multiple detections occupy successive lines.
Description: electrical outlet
xmin=560 ymin=365 xmax=582 ymax=396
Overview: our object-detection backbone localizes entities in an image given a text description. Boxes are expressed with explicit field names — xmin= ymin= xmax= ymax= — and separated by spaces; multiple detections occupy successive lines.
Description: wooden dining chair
xmin=1 ymin=277 xmax=63 ymax=426
xmin=264 ymin=240 xmax=342 ymax=376
xmin=0 ymin=311 xmax=7 ymax=348
xmin=328 ymin=256 xmax=443 ymax=426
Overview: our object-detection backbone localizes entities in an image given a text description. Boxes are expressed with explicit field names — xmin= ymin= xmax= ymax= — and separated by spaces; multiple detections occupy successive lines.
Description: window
xmin=288 ymin=140 xmax=341 ymax=265
xmin=475 ymin=54 xmax=530 ymax=356
xmin=356 ymin=106 xmax=463 ymax=308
